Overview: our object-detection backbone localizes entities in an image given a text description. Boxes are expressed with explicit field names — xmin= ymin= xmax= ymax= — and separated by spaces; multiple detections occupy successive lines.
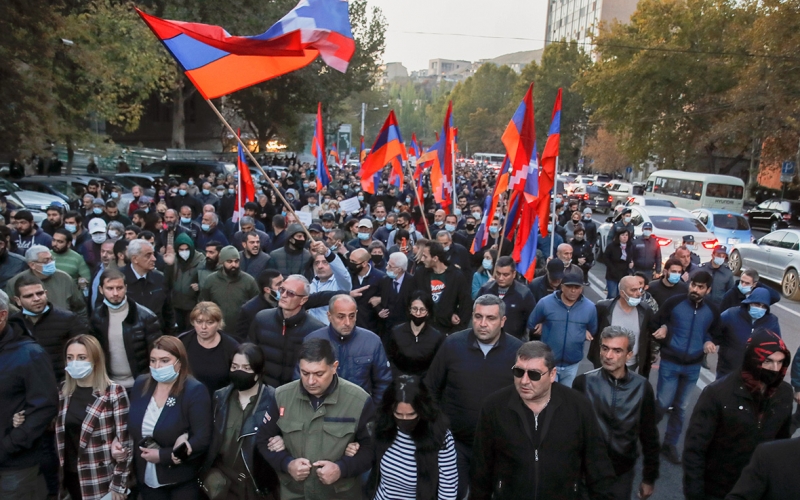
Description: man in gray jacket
xmin=239 ymin=231 xmax=272 ymax=279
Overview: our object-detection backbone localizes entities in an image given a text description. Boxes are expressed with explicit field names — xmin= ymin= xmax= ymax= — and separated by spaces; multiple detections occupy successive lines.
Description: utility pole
xmin=360 ymin=102 xmax=366 ymax=137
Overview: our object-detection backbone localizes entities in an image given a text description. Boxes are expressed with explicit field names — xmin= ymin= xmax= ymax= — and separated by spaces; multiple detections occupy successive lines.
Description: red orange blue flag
xmin=537 ymin=88 xmax=562 ymax=236
xmin=503 ymin=84 xmax=536 ymax=192
xmin=136 ymin=0 xmax=355 ymax=99
xmin=312 ymin=103 xmax=330 ymax=192
xmin=234 ymin=131 xmax=257 ymax=222
xmin=360 ymin=110 xmax=407 ymax=194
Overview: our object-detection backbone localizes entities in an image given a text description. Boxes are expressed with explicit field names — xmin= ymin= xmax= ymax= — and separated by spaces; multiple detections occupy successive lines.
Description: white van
xmin=644 ymin=170 xmax=744 ymax=213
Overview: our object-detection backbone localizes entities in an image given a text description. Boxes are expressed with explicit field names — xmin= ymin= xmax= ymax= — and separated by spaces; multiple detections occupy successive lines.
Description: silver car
xmin=729 ymin=229 xmax=800 ymax=301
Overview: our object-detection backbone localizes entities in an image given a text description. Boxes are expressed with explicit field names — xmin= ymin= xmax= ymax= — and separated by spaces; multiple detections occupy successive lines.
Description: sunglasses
xmin=278 ymin=287 xmax=307 ymax=299
xmin=512 ymin=366 xmax=551 ymax=381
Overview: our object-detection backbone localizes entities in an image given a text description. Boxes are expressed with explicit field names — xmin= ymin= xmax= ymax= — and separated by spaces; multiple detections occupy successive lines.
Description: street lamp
xmin=360 ymin=103 xmax=389 ymax=138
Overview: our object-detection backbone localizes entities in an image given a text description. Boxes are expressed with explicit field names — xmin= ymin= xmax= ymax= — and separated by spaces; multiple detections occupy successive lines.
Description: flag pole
xmin=204 ymin=98 xmax=314 ymax=241
xmin=549 ymin=156 xmax=559 ymax=258
xmin=406 ymin=160 xmax=432 ymax=239
xmin=492 ymin=189 xmax=511 ymax=278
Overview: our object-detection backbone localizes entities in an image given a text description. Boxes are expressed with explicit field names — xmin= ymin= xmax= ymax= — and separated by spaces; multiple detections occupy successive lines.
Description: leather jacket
xmin=590 ymin=298 xmax=654 ymax=377
xmin=204 ymin=383 xmax=279 ymax=495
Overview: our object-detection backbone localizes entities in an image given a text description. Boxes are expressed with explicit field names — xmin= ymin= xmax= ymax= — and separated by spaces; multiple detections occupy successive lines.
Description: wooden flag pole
xmin=492 ymin=190 xmax=511 ymax=279
xmin=549 ymin=156 xmax=559 ymax=259
xmin=405 ymin=159 xmax=432 ymax=239
xmin=204 ymin=98 xmax=314 ymax=241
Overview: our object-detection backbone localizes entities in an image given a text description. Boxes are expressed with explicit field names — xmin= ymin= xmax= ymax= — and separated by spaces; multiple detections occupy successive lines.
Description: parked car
xmin=691 ymin=208 xmax=753 ymax=247
xmin=729 ymin=229 xmax=800 ymax=300
xmin=108 ymin=173 xmax=159 ymax=196
xmin=605 ymin=181 xmax=644 ymax=206
xmin=18 ymin=175 xmax=122 ymax=208
xmin=593 ymin=173 xmax=612 ymax=184
xmin=598 ymin=206 xmax=718 ymax=262
xmin=568 ymin=184 xmax=612 ymax=214
xmin=745 ymin=198 xmax=800 ymax=233
xmin=566 ymin=175 xmax=596 ymax=195
xmin=142 ymin=160 xmax=236 ymax=181
xmin=0 ymin=178 xmax=66 ymax=212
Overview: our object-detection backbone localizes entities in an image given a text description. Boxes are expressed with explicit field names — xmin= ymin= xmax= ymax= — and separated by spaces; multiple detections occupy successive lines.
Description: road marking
xmin=587 ymin=272 xmax=607 ymax=298
xmin=773 ymin=302 xmax=800 ymax=319
xmin=697 ymin=368 xmax=715 ymax=390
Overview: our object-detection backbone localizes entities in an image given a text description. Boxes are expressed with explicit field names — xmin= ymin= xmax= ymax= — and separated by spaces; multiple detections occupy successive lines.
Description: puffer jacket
xmin=89 ymin=300 xmax=162 ymax=378
xmin=248 ymin=308 xmax=324 ymax=387
xmin=714 ymin=289 xmax=781 ymax=377
xmin=650 ymin=295 xmax=719 ymax=365
xmin=10 ymin=304 xmax=86 ymax=383
xmin=528 ymin=291 xmax=598 ymax=366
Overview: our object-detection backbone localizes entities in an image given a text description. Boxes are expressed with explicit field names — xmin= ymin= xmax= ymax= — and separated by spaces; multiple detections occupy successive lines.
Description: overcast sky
xmin=369 ymin=0 xmax=549 ymax=71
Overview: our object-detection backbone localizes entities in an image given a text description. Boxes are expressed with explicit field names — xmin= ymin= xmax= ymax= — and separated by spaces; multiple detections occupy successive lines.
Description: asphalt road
xmin=574 ymin=215 xmax=800 ymax=499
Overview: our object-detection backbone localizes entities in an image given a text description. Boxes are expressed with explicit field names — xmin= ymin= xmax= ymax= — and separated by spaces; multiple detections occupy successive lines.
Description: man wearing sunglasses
xmin=573 ymin=326 xmax=660 ymax=500
xmin=471 ymin=341 xmax=616 ymax=499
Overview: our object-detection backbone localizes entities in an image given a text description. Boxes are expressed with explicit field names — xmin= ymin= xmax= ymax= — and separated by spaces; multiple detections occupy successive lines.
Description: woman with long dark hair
xmin=384 ymin=292 xmax=444 ymax=379
xmin=603 ymin=226 xmax=634 ymax=299
xmin=368 ymin=375 xmax=458 ymax=500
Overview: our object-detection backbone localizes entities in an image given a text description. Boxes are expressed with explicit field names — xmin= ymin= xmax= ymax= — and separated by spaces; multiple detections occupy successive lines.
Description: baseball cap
xmin=683 ymin=235 xmax=695 ymax=244
xmin=308 ymin=223 xmax=324 ymax=233
xmin=562 ymin=268 xmax=585 ymax=286
xmin=358 ymin=218 xmax=373 ymax=229
xmin=642 ymin=222 xmax=653 ymax=229
xmin=321 ymin=212 xmax=335 ymax=222
xmin=546 ymin=259 xmax=565 ymax=281
xmin=713 ymin=244 xmax=728 ymax=255
xmin=88 ymin=218 xmax=107 ymax=234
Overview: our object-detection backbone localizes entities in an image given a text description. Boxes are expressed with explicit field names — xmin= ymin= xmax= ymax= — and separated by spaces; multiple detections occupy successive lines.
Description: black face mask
xmin=229 ymin=370 xmax=258 ymax=392
xmin=758 ymin=368 xmax=783 ymax=387
xmin=410 ymin=315 xmax=427 ymax=326
xmin=289 ymin=238 xmax=305 ymax=250
xmin=465 ymin=223 xmax=476 ymax=230
xmin=347 ymin=260 xmax=363 ymax=274
xmin=370 ymin=254 xmax=383 ymax=265
xmin=395 ymin=417 xmax=419 ymax=434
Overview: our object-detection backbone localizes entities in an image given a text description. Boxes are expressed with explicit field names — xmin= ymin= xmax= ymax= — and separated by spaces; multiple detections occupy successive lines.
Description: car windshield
xmin=713 ymin=213 xmax=749 ymax=230
xmin=650 ymin=216 xmax=708 ymax=232
xmin=589 ymin=186 xmax=609 ymax=195
xmin=645 ymin=199 xmax=675 ymax=207
xmin=0 ymin=179 xmax=20 ymax=193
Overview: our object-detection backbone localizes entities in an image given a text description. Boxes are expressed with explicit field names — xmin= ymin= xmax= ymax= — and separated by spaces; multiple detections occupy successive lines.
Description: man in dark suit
xmin=348 ymin=248 xmax=385 ymax=333
xmin=122 ymin=239 xmax=175 ymax=334
xmin=378 ymin=251 xmax=415 ymax=337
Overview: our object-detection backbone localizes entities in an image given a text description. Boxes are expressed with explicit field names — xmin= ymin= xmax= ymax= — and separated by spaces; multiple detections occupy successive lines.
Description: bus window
xmin=645 ymin=180 xmax=654 ymax=192
xmin=706 ymin=183 xmax=743 ymax=200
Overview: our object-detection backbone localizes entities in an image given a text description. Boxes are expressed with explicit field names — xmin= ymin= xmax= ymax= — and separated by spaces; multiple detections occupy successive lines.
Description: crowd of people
xmin=0 ymin=159 xmax=797 ymax=500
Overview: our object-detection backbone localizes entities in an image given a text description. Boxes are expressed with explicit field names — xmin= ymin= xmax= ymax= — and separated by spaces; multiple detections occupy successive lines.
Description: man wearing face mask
xmin=458 ymin=215 xmax=479 ymax=249
xmin=683 ymin=330 xmax=792 ymax=500
xmin=77 ymin=217 xmax=108 ymax=270
xmin=196 ymin=181 xmax=220 ymax=211
xmin=720 ymin=268 xmax=781 ymax=312
xmin=647 ymin=258 xmax=689 ymax=308
xmin=346 ymin=248 xmax=386 ymax=333
xmin=371 ymin=212 xmax=396 ymax=246
xmin=613 ymin=209 xmax=636 ymax=240
xmin=268 ymin=223 xmax=311 ymax=277
xmin=581 ymin=207 xmax=599 ymax=248
xmin=629 ymin=222 xmax=662 ymax=283
xmin=86 ymin=198 xmax=108 ymax=224
xmin=163 ymin=233 xmax=206 ymax=331
xmin=11 ymin=210 xmax=52 ymax=256
xmin=177 ymin=205 xmax=201 ymax=240
xmin=200 ymin=246 xmax=259 ymax=341
xmin=197 ymin=212 xmax=230 ymax=250
xmin=443 ymin=213 xmax=468 ymax=247
xmin=387 ymin=212 xmax=423 ymax=248
xmin=173 ymin=182 xmax=202 ymax=218
xmin=436 ymin=230 xmax=471 ymax=274
xmin=346 ymin=218 xmax=375 ymax=251
xmin=693 ymin=245 xmax=734 ymax=309
xmin=714 ymin=288 xmax=781 ymax=378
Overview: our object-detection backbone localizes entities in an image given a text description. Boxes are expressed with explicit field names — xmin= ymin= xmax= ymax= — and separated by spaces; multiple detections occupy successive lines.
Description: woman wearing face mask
xmin=569 ymin=224 xmax=594 ymax=286
xmin=201 ymin=344 xmax=280 ymax=500
xmin=603 ymin=226 xmax=633 ymax=299
xmin=166 ymin=234 xmax=206 ymax=331
xmin=366 ymin=374 xmax=458 ymax=500
xmin=384 ymin=293 xmax=444 ymax=379
xmin=368 ymin=241 xmax=388 ymax=272
xmin=178 ymin=302 xmax=240 ymax=396
xmin=472 ymin=250 xmax=497 ymax=300
xmin=55 ymin=335 xmax=132 ymax=500
xmin=129 ymin=336 xmax=212 ymax=500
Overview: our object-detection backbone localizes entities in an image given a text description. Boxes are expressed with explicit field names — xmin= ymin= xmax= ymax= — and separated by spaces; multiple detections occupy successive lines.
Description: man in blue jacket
xmin=527 ymin=268 xmax=598 ymax=387
xmin=650 ymin=270 xmax=719 ymax=464
xmin=301 ymin=294 xmax=392 ymax=405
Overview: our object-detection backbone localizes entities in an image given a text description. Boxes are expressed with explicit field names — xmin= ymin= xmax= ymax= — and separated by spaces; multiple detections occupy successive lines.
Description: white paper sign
xmin=296 ymin=211 xmax=313 ymax=226
xmin=340 ymin=196 xmax=361 ymax=214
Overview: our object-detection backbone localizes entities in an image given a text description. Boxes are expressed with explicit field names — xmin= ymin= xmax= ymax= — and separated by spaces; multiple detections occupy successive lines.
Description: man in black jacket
xmin=11 ymin=275 xmax=83 ymax=382
xmin=0 ymin=290 xmax=58 ymax=498
xmin=647 ymin=258 xmax=689 ymax=308
xmin=478 ymin=256 xmax=535 ymax=340
xmin=528 ymin=258 xmax=564 ymax=304
xmin=574 ymin=326 xmax=660 ymax=500
xmin=470 ymin=340 xmax=616 ymax=500
xmin=415 ymin=239 xmax=470 ymax=334
xmin=347 ymin=248 xmax=385 ymax=333
xmin=123 ymin=239 xmax=175 ymax=334
xmin=248 ymin=275 xmax=324 ymax=387
xmin=683 ymin=329 xmax=793 ymax=500
xmin=90 ymin=268 xmax=162 ymax=390
xmin=726 ymin=437 xmax=800 ymax=500
xmin=589 ymin=276 xmax=655 ymax=377
xmin=426 ymin=294 xmax=523 ymax=498
xmin=377 ymin=251 xmax=415 ymax=336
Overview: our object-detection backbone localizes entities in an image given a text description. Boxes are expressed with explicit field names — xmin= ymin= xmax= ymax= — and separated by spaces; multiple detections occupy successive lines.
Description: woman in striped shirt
xmin=368 ymin=375 xmax=458 ymax=499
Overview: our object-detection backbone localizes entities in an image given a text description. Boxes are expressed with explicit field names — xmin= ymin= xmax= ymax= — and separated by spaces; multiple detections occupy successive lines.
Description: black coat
xmin=248 ymin=308 xmax=324 ymax=387
xmin=414 ymin=265 xmax=471 ymax=334
xmin=350 ymin=266 xmax=386 ymax=334
xmin=89 ymin=300 xmax=163 ymax=379
xmin=122 ymin=264 xmax=175 ymax=334
xmin=590 ymin=298 xmax=655 ymax=378
xmin=384 ymin=322 xmax=444 ymax=379
xmin=470 ymin=383 xmax=616 ymax=500
xmin=527 ymin=275 xmax=558 ymax=304
xmin=0 ymin=252 xmax=28 ymax=290
xmin=478 ymin=280 xmax=536 ymax=340
xmin=604 ymin=241 xmax=633 ymax=281
xmin=683 ymin=373 xmax=793 ymax=500
xmin=11 ymin=304 xmax=85 ymax=383
xmin=235 ymin=294 xmax=276 ymax=341
xmin=378 ymin=272 xmax=416 ymax=335
xmin=726 ymin=437 xmax=800 ymax=500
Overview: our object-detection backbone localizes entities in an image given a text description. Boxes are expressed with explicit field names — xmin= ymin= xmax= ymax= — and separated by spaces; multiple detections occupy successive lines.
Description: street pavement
xmin=571 ymin=215 xmax=800 ymax=499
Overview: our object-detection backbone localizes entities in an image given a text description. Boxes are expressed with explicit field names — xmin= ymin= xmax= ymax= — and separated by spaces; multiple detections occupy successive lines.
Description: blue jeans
xmin=656 ymin=359 xmax=701 ymax=446
xmin=556 ymin=363 xmax=580 ymax=387
xmin=606 ymin=279 xmax=619 ymax=299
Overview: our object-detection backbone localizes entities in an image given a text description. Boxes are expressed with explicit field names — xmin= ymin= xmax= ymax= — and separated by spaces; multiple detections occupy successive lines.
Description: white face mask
xmin=178 ymin=250 xmax=191 ymax=261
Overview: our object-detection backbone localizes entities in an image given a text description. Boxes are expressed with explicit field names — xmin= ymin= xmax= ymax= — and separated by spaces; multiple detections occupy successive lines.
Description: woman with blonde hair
xmin=128 ymin=336 xmax=212 ymax=500
xmin=57 ymin=334 xmax=132 ymax=500
xmin=178 ymin=301 xmax=240 ymax=396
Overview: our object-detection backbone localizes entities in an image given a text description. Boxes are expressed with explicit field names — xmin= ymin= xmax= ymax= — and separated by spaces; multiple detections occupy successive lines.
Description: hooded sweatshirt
xmin=166 ymin=233 xmax=206 ymax=311
xmin=715 ymin=288 xmax=781 ymax=377
xmin=267 ymin=224 xmax=311 ymax=276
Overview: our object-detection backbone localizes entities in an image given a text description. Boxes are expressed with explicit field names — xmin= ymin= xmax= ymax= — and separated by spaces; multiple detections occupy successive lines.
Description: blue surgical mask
xmin=110 ymin=192 xmax=119 ymax=199
xmin=41 ymin=261 xmax=56 ymax=276
xmin=179 ymin=189 xmax=187 ymax=196
xmin=623 ymin=216 xmax=632 ymax=224
xmin=229 ymin=189 xmax=235 ymax=195
xmin=358 ymin=195 xmax=364 ymax=201
xmin=201 ymin=223 xmax=211 ymax=232
xmin=643 ymin=230 xmax=652 ymax=237
xmin=273 ymin=290 xmax=281 ymax=301
xmin=376 ymin=216 xmax=385 ymax=222
xmin=93 ymin=207 xmax=103 ymax=215
xmin=150 ymin=363 xmax=179 ymax=383
xmin=103 ymin=298 xmax=126 ymax=310
xmin=738 ymin=284 xmax=752 ymax=295
xmin=713 ymin=257 xmax=725 ymax=266
xmin=489 ymin=226 xmax=499 ymax=235
xmin=65 ymin=224 xmax=77 ymax=234
xmin=406 ymin=197 xmax=412 ymax=203
xmin=188 ymin=180 xmax=194 ymax=186
xmin=623 ymin=291 xmax=642 ymax=307
xmin=472 ymin=212 xmax=482 ymax=220
xmin=385 ymin=223 xmax=394 ymax=231
xmin=180 ymin=217 xmax=191 ymax=224
xmin=482 ymin=259 xmax=493 ymax=270
xmin=454 ymin=208 xmax=462 ymax=217
xmin=65 ymin=360 xmax=93 ymax=380
xmin=22 ymin=305 xmax=49 ymax=316
xmin=303 ymin=183 xmax=310 ymax=189
xmin=358 ymin=232 xmax=370 ymax=241
xmin=202 ymin=189 xmax=210 ymax=195
xmin=668 ymin=272 xmax=681 ymax=284
xmin=749 ymin=305 xmax=766 ymax=320
xmin=386 ymin=270 xmax=398 ymax=279
xmin=445 ymin=224 xmax=456 ymax=232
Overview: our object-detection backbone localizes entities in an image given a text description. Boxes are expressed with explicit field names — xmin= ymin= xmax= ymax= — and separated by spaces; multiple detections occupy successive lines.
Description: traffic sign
xmin=781 ymin=161 xmax=795 ymax=183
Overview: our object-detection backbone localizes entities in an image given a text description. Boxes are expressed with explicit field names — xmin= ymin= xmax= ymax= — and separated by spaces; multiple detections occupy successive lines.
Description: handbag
xmin=201 ymin=467 xmax=231 ymax=500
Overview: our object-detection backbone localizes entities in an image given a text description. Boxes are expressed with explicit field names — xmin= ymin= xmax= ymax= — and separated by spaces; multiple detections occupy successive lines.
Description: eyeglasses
xmin=36 ymin=258 xmax=54 ymax=264
xmin=278 ymin=287 xmax=307 ymax=299
xmin=410 ymin=307 xmax=428 ymax=314
xmin=512 ymin=366 xmax=551 ymax=381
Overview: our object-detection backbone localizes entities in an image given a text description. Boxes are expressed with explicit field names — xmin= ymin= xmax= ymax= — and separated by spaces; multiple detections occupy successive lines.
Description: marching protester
xmin=179 ymin=302 xmax=240 ymax=396
xmin=477 ymin=256 xmax=536 ymax=340
xmin=603 ymin=226 xmax=633 ymax=299
xmin=384 ymin=291 xmax=444 ymax=379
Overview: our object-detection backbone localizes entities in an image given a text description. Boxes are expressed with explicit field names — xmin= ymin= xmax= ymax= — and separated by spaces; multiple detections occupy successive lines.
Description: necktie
xmin=394 ymin=281 xmax=399 ymax=293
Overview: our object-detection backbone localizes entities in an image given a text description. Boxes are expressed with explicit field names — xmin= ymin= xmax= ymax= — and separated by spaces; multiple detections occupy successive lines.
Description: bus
xmin=473 ymin=153 xmax=506 ymax=169
xmin=645 ymin=170 xmax=745 ymax=212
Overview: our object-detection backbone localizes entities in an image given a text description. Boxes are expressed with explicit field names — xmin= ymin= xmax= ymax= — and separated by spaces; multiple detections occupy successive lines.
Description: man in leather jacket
xmin=574 ymin=326 xmax=660 ymax=500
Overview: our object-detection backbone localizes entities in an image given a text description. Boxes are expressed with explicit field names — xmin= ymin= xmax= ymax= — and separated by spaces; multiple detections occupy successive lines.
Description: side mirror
xmin=605 ymin=217 xmax=613 ymax=223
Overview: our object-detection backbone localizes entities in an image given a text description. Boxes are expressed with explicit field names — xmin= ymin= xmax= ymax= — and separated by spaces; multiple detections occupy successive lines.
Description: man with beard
xmin=41 ymin=204 xmax=64 ymax=236
xmin=200 ymin=240 xmax=223 ymax=288
xmin=11 ymin=210 xmax=52 ymax=256
xmin=156 ymin=208 xmax=188 ymax=251
xmin=51 ymin=228 xmax=91 ymax=291
xmin=0 ymin=225 xmax=28 ymax=290
xmin=239 ymin=231 xmax=272 ymax=279
xmin=268 ymin=223 xmax=311 ymax=277
xmin=683 ymin=329 xmax=792 ymax=500
xmin=199 ymin=245 xmax=259 ymax=341
xmin=178 ymin=205 xmax=202 ymax=240
xmin=89 ymin=239 xmax=116 ymax=311
xmin=64 ymin=210 xmax=91 ymax=248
